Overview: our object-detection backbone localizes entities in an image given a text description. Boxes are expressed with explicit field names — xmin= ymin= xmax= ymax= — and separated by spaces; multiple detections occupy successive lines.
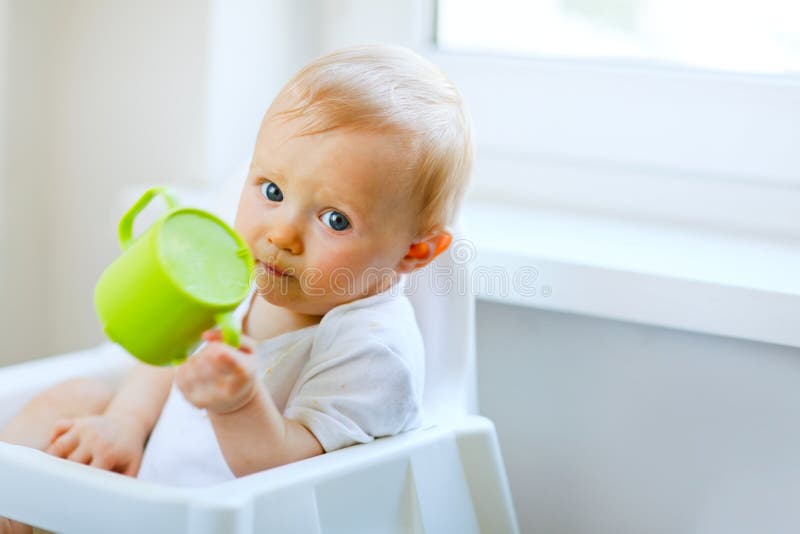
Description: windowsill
xmin=461 ymin=201 xmax=800 ymax=348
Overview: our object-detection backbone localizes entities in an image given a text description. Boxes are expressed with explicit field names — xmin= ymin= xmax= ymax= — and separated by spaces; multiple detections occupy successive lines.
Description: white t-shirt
xmin=136 ymin=288 xmax=425 ymax=486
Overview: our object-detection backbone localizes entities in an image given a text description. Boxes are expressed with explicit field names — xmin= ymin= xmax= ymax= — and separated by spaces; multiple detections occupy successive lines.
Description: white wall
xmin=1 ymin=0 xmax=316 ymax=365
xmin=44 ymin=0 xmax=211 ymax=359
xmin=315 ymin=0 xmax=425 ymax=52
xmin=205 ymin=0 xmax=320 ymax=181
xmin=1 ymin=0 xmax=214 ymax=363
xmin=2 ymin=0 xmax=57 ymax=363
xmin=0 ymin=0 xmax=7 ymax=343
xmin=477 ymin=301 xmax=800 ymax=534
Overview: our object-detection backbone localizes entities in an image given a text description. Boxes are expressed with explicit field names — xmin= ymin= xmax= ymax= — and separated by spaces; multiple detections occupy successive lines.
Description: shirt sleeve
xmin=283 ymin=339 xmax=422 ymax=452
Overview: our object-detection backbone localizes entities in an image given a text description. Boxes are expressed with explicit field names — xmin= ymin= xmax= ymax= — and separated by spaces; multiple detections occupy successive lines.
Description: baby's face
xmin=234 ymin=111 xmax=418 ymax=316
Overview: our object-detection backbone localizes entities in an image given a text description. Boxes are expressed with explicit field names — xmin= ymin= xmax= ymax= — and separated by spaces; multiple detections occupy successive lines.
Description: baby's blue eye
xmin=260 ymin=181 xmax=283 ymax=202
xmin=320 ymin=210 xmax=351 ymax=231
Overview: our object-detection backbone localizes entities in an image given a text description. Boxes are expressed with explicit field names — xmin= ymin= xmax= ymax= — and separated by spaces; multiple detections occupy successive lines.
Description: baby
xmin=0 ymin=43 xmax=472 ymax=526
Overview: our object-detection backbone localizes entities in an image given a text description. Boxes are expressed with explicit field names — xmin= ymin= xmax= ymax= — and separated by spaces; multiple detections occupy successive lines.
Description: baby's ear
xmin=396 ymin=230 xmax=453 ymax=273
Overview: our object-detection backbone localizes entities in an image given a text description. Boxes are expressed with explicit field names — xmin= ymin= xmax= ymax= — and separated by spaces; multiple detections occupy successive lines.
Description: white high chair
xmin=0 ymin=180 xmax=519 ymax=533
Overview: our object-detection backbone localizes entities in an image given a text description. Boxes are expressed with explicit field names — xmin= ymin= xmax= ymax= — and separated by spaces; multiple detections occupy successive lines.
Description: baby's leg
xmin=0 ymin=377 xmax=113 ymax=450
xmin=0 ymin=378 xmax=113 ymax=534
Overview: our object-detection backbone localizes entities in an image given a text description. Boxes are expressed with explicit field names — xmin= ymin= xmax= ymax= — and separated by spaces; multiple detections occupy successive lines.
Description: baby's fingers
xmin=67 ymin=443 xmax=93 ymax=465
xmin=121 ymin=456 xmax=142 ymax=477
xmin=46 ymin=429 xmax=78 ymax=458
xmin=90 ymin=453 xmax=115 ymax=471
xmin=201 ymin=329 xmax=254 ymax=354
xmin=49 ymin=418 xmax=74 ymax=443
xmin=201 ymin=329 xmax=221 ymax=342
xmin=91 ymin=451 xmax=133 ymax=474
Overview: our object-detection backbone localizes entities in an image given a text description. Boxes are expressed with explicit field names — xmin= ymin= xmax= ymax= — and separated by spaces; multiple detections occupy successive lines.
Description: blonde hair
xmin=271 ymin=45 xmax=474 ymax=236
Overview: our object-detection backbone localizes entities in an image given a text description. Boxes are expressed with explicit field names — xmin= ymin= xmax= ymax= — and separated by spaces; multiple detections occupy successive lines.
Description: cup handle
xmin=118 ymin=186 xmax=180 ymax=250
xmin=214 ymin=312 xmax=241 ymax=348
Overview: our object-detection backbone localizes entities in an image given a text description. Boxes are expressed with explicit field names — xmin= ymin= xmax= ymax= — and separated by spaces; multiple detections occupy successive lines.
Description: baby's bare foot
xmin=0 ymin=517 xmax=33 ymax=534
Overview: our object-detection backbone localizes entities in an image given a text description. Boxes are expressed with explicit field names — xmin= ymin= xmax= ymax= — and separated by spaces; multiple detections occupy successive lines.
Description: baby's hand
xmin=175 ymin=330 xmax=258 ymax=414
xmin=45 ymin=414 xmax=148 ymax=476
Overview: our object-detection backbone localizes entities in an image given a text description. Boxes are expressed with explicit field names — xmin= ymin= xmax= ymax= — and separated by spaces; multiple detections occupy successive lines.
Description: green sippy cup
xmin=94 ymin=186 xmax=254 ymax=366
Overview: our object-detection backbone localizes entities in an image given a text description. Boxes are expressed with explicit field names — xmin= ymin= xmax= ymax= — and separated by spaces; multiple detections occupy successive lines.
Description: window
xmin=437 ymin=0 xmax=800 ymax=74
xmin=429 ymin=1 xmax=800 ymax=239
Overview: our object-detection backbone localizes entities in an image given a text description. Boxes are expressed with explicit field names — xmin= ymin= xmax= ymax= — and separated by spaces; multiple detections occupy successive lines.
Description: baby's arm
xmin=176 ymin=330 xmax=323 ymax=477
xmin=209 ymin=385 xmax=323 ymax=476
xmin=104 ymin=363 xmax=175 ymax=436
xmin=46 ymin=363 xmax=173 ymax=475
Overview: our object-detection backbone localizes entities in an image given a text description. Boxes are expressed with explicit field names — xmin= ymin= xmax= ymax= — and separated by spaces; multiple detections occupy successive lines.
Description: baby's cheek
xmin=301 ymin=252 xmax=361 ymax=296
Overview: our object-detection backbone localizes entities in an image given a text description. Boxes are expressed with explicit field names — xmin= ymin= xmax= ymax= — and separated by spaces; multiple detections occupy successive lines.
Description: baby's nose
xmin=267 ymin=224 xmax=302 ymax=255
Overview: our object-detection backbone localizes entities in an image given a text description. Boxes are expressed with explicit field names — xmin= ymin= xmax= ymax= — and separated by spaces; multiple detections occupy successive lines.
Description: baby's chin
xmin=257 ymin=284 xmax=380 ymax=317
xmin=255 ymin=286 xmax=332 ymax=317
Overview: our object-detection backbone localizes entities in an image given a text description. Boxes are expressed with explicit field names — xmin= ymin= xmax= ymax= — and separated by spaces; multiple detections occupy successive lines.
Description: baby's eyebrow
xmin=254 ymin=167 xmax=283 ymax=178
xmin=250 ymin=161 xmax=283 ymax=178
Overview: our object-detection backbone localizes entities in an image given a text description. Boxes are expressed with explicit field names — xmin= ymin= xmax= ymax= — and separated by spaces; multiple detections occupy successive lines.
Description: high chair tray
xmin=0 ymin=346 xmax=519 ymax=534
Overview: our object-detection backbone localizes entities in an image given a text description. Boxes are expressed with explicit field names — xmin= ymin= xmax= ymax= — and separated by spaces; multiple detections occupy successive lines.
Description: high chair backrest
xmin=403 ymin=228 xmax=478 ymax=425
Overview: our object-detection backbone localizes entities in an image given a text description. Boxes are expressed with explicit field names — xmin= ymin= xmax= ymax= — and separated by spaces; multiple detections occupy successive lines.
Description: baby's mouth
xmin=259 ymin=260 xmax=292 ymax=278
